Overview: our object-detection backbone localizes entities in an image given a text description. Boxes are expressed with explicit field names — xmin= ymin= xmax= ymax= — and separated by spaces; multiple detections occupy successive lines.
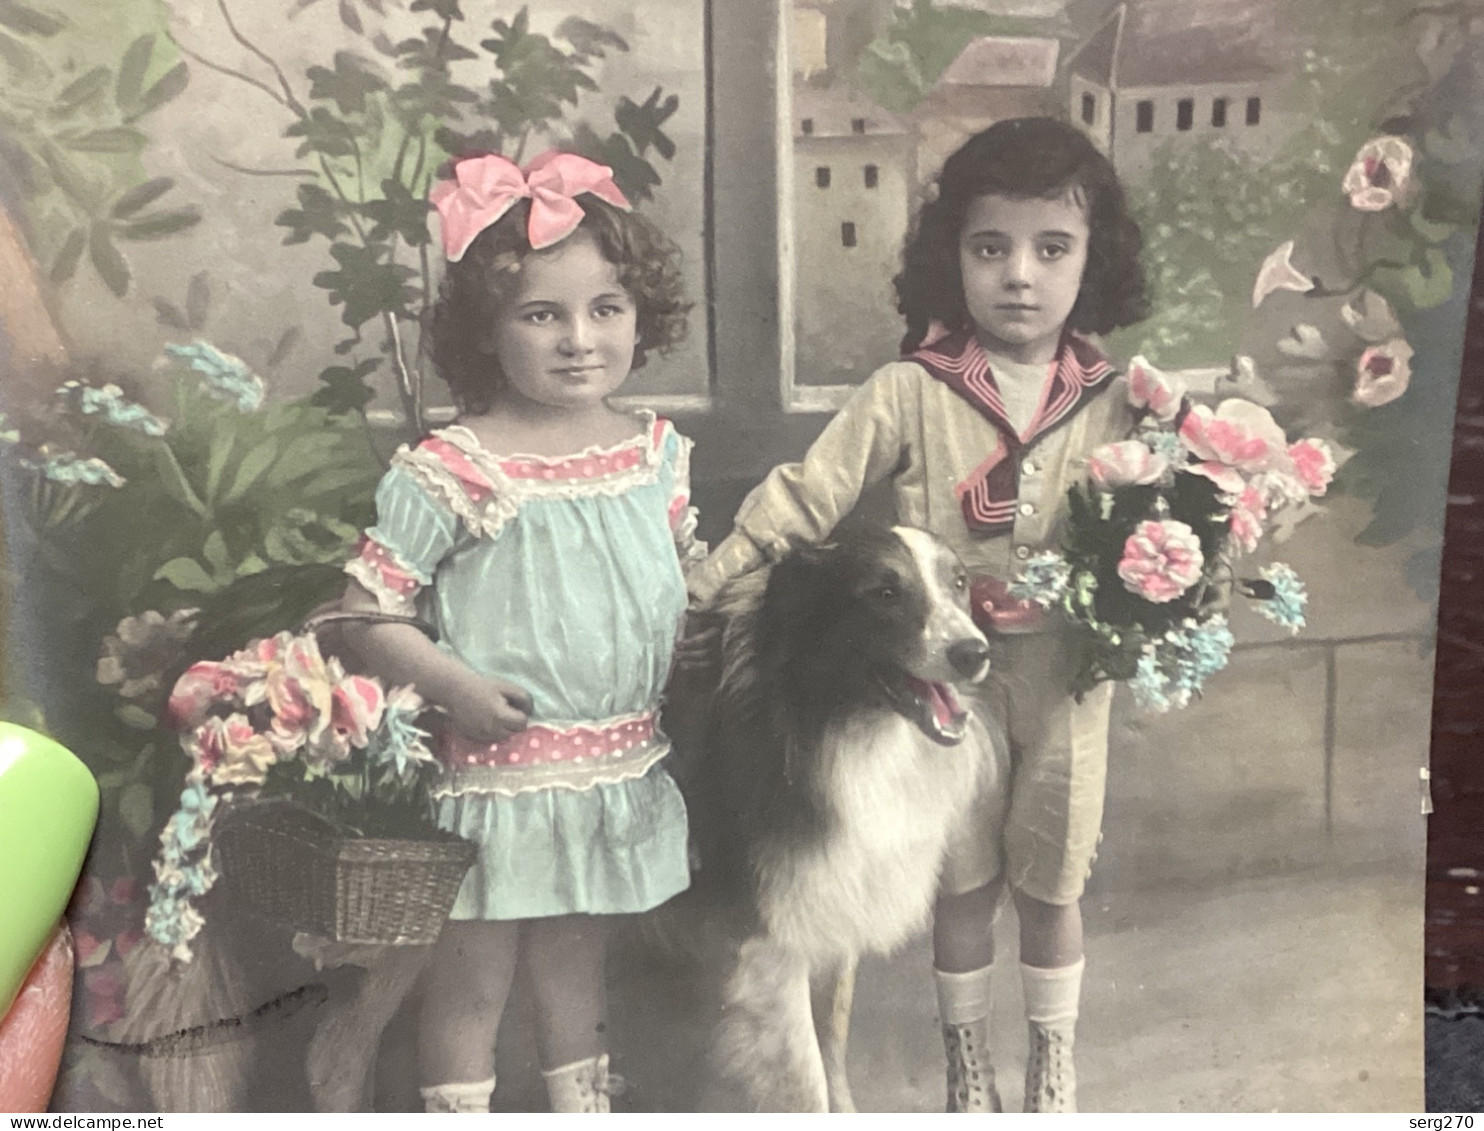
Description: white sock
xmin=420 ymin=1076 xmax=496 ymax=1113
xmin=934 ymin=963 xmax=994 ymax=1026
xmin=1021 ymin=957 xmax=1084 ymax=1024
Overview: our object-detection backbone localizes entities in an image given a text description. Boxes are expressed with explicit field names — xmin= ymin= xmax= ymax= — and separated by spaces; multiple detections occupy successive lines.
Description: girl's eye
xmin=594 ymin=303 xmax=627 ymax=319
xmin=524 ymin=309 xmax=557 ymax=325
xmin=1041 ymin=244 xmax=1069 ymax=260
xmin=971 ymin=244 xmax=1005 ymax=260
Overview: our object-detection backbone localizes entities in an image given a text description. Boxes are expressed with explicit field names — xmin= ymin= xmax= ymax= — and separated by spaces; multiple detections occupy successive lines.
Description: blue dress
xmin=346 ymin=412 xmax=701 ymax=920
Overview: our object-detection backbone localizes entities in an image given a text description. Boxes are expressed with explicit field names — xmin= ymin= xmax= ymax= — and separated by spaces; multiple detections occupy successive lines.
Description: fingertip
xmin=0 ymin=925 xmax=74 ymax=1112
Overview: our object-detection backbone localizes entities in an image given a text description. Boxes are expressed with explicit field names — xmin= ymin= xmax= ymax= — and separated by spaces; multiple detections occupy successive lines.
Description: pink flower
xmin=1352 ymin=339 xmax=1414 ymax=408
xmin=74 ymin=930 xmax=111 ymax=968
xmin=108 ymin=876 xmax=143 ymax=906
xmin=1088 ymin=440 xmax=1169 ymax=489
xmin=330 ymin=675 xmax=385 ymax=750
xmin=1342 ymin=136 xmax=1415 ymax=212
xmin=166 ymin=662 xmax=242 ymax=730
xmin=265 ymin=634 xmax=336 ymax=754
xmin=1179 ymin=399 xmax=1288 ymax=474
xmin=1184 ymin=461 xmax=1247 ymax=495
xmin=1252 ymin=241 xmax=1314 ymax=307
xmin=83 ymin=967 xmax=126 ymax=1029
xmin=1117 ymin=519 xmax=1205 ymax=603
xmin=1288 ymin=438 xmax=1336 ymax=497
xmin=190 ymin=714 xmax=276 ymax=786
xmin=1126 ymin=356 xmax=1186 ymax=422
xmin=1229 ymin=484 xmax=1268 ymax=554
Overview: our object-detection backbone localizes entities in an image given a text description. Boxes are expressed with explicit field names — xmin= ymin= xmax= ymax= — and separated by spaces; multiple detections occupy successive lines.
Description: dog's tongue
xmin=904 ymin=676 xmax=962 ymax=731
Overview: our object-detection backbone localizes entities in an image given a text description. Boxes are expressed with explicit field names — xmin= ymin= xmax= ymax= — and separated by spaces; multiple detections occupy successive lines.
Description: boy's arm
xmin=689 ymin=366 xmax=912 ymax=606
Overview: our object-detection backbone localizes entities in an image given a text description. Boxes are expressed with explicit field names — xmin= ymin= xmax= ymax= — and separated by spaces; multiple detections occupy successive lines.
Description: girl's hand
xmin=445 ymin=675 xmax=533 ymax=745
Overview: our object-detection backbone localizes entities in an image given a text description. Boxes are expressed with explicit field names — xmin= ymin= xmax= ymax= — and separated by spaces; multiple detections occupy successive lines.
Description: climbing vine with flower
xmin=1011 ymin=359 xmax=1333 ymax=712
xmin=1248 ymin=1 xmax=1484 ymax=570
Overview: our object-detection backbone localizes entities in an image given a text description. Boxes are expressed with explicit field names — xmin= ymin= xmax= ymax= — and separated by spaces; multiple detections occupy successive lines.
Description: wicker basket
xmin=215 ymin=803 xmax=476 ymax=945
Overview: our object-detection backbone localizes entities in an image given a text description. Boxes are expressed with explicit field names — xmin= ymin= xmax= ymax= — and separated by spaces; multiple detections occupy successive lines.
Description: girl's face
xmin=958 ymin=191 xmax=1089 ymax=364
xmin=482 ymin=229 xmax=639 ymax=412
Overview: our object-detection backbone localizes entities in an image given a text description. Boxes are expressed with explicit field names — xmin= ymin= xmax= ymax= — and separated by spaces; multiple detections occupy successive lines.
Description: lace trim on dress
xmin=344 ymin=540 xmax=421 ymax=617
xmin=431 ymin=737 xmax=670 ymax=800
xmin=394 ymin=442 xmax=521 ymax=539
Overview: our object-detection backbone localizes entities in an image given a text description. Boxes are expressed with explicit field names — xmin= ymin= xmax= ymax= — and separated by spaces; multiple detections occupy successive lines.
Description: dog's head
xmin=756 ymin=526 xmax=990 ymax=746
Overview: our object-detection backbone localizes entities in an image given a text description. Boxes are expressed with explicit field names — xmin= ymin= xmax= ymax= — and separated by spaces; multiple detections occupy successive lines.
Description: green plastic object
xmin=0 ymin=722 xmax=98 ymax=1019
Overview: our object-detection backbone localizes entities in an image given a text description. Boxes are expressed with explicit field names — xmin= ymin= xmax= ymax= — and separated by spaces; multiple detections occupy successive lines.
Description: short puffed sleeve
xmin=344 ymin=466 xmax=459 ymax=616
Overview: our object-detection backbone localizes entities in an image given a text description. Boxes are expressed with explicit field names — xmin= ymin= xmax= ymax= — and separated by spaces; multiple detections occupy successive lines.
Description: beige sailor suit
xmin=688 ymin=356 xmax=1137 ymax=905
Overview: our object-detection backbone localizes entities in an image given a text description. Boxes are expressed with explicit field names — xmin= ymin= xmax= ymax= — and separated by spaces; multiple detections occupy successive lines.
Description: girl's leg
xmin=417 ymin=919 xmax=521 ymax=1110
xmin=523 ymin=914 xmax=613 ymax=1112
xmin=1013 ymin=888 xmax=1082 ymax=969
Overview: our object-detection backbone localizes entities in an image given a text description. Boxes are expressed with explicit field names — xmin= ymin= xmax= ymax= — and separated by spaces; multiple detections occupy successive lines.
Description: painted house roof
xmin=936 ymin=36 xmax=1060 ymax=90
xmin=1070 ymin=0 xmax=1285 ymax=89
xmin=794 ymin=83 xmax=913 ymax=138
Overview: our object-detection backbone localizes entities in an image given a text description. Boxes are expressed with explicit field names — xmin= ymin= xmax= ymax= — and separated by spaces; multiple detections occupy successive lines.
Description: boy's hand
xmin=673 ymin=611 xmax=724 ymax=672
xmin=446 ymin=675 xmax=533 ymax=745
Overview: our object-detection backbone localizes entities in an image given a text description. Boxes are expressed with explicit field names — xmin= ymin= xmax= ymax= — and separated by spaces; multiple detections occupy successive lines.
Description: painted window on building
xmin=1082 ymin=91 xmax=1096 ymax=124
xmin=1177 ymin=98 xmax=1194 ymax=131
xmin=1136 ymin=99 xmax=1154 ymax=133
xmin=816 ymin=166 xmax=831 ymax=189
xmin=1212 ymin=97 xmax=1228 ymax=127
xmin=1246 ymin=96 xmax=1261 ymax=125
xmin=841 ymin=221 xmax=857 ymax=248
xmin=851 ymin=117 xmax=866 ymax=134
xmin=864 ymin=164 xmax=878 ymax=189
xmin=801 ymin=117 xmax=814 ymax=135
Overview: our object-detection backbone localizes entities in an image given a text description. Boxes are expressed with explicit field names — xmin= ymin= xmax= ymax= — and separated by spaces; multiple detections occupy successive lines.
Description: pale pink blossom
xmin=1117 ymin=520 xmax=1206 ymax=603
xmin=1252 ymin=241 xmax=1314 ymax=307
xmin=1288 ymin=438 xmax=1336 ymax=497
xmin=1088 ymin=440 xmax=1169 ymax=489
xmin=265 ymin=633 xmax=337 ymax=754
xmin=1253 ymin=470 xmax=1311 ymax=511
xmin=1126 ymin=356 xmax=1186 ymax=422
xmin=1342 ymin=136 xmax=1415 ymax=212
xmin=1179 ymin=400 xmax=1289 ymax=474
xmin=1229 ymin=484 xmax=1268 ymax=555
xmin=1352 ymin=339 xmax=1414 ymax=407
xmin=1184 ymin=461 xmax=1247 ymax=495
xmin=167 ymin=662 xmax=242 ymax=730
xmin=190 ymin=714 xmax=276 ymax=786
xmin=330 ymin=675 xmax=385 ymax=750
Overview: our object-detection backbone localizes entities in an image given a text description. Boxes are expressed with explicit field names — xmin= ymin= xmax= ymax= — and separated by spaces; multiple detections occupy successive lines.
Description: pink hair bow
xmin=429 ymin=150 xmax=631 ymax=262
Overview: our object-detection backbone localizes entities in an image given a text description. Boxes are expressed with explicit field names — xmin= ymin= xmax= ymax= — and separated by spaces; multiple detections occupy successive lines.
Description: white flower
xmin=1342 ymin=136 xmax=1416 ymax=212
xmin=1252 ymin=241 xmax=1315 ymax=307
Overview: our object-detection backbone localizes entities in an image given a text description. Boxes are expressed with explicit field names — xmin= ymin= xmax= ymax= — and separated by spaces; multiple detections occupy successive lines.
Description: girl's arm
xmin=689 ymin=364 xmax=913 ymax=605
xmin=340 ymin=580 xmax=531 ymax=744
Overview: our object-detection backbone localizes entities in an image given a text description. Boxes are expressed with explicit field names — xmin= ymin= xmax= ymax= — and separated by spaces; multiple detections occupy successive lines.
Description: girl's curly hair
xmin=894 ymin=117 xmax=1150 ymax=353
xmin=428 ymin=195 xmax=690 ymax=415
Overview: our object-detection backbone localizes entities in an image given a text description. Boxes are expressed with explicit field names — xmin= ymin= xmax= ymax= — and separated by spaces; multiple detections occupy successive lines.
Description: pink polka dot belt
xmin=440 ymin=710 xmax=658 ymax=768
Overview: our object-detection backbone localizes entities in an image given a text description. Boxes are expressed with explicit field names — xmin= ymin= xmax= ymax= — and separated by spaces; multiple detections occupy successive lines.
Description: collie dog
xmin=686 ymin=526 xmax=1007 ymax=1112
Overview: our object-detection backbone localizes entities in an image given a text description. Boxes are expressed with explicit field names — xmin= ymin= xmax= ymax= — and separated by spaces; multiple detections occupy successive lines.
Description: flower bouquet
xmin=146 ymin=629 xmax=472 ymax=960
xmin=1010 ymin=359 xmax=1333 ymax=712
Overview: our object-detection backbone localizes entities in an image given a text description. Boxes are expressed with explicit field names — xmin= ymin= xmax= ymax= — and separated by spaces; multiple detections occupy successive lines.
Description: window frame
xmin=1136 ymin=99 xmax=1155 ymax=133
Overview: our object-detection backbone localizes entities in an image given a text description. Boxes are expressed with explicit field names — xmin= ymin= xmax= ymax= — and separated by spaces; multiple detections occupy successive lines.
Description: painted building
xmin=1066 ymin=0 xmax=1292 ymax=179
xmin=911 ymin=36 xmax=1061 ymax=180
xmin=792 ymin=83 xmax=917 ymax=389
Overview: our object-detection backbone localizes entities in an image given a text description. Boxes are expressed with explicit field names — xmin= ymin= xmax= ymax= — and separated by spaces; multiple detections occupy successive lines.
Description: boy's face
xmin=958 ymin=191 xmax=1090 ymax=365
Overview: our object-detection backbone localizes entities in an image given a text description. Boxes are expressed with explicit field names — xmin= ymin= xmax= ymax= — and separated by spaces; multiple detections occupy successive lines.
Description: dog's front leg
xmin=711 ymin=936 xmax=828 ymax=1112
xmin=810 ymin=956 xmax=859 ymax=1113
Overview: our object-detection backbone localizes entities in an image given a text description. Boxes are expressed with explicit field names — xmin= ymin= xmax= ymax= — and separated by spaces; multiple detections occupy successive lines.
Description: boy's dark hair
xmin=894 ymin=117 xmax=1150 ymax=353
xmin=428 ymin=195 xmax=689 ymax=416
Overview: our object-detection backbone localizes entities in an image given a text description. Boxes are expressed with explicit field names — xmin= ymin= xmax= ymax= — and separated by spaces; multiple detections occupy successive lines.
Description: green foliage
xmin=250 ymin=1 xmax=682 ymax=433
xmin=854 ymin=0 xmax=1043 ymax=114
xmin=0 ymin=3 xmax=198 ymax=297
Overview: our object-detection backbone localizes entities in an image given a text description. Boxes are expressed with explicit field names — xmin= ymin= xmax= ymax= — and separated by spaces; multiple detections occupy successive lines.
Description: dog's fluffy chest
xmin=756 ymin=707 xmax=993 ymax=966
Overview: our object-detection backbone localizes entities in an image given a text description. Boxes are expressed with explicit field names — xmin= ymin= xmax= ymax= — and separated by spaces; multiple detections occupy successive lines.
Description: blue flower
xmin=163 ymin=341 xmax=266 ymax=412
xmin=60 ymin=382 xmax=169 ymax=435
xmin=1255 ymin=563 xmax=1307 ymax=634
xmin=1129 ymin=615 xmax=1235 ymax=713
xmin=21 ymin=449 xmax=125 ymax=488
xmin=1010 ymin=552 xmax=1073 ymax=610
xmin=367 ymin=689 xmax=436 ymax=781
xmin=1139 ymin=426 xmax=1185 ymax=466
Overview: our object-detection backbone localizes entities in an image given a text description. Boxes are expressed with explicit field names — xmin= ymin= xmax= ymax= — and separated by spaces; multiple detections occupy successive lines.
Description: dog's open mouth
xmin=880 ymin=674 xmax=969 ymax=746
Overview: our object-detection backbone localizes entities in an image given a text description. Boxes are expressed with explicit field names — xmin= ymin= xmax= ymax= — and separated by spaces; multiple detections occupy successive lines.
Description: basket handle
xmin=303 ymin=609 xmax=440 ymax=644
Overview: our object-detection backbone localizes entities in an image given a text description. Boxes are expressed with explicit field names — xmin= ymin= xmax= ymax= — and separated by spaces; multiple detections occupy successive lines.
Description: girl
xmin=688 ymin=117 xmax=1151 ymax=1113
xmin=340 ymin=151 xmax=700 ymax=1113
